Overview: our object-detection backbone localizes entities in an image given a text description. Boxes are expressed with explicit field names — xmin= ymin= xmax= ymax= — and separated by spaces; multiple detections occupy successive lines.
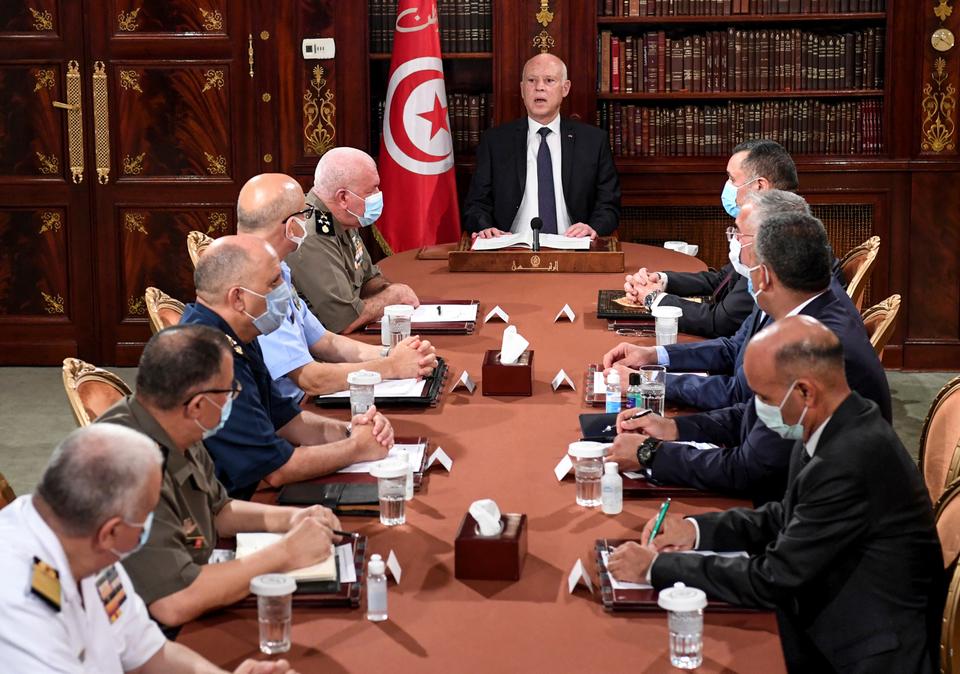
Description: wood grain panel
xmin=119 ymin=207 xmax=232 ymax=321
xmin=0 ymin=65 xmax=64 ymax=177
xmin=111 ymin=0 xmax=228 ymax=36
xmin=0 ymin=208 xmax=68 ymax=317
xmin=113 ymin=63 xmax=232 ymax=179
xmin=0 ymin=1 xmax=59 ymax=35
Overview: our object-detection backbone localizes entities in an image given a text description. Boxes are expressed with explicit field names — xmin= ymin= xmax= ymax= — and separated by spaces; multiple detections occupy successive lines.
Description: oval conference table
xmin=178 ymin=242 xmax=786 ymax=673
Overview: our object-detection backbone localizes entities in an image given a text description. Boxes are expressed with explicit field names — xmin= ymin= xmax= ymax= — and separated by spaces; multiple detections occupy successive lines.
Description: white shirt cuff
xmin=659 ymin=272 xmax=668 ymax=292
xmin=685 ymin=517 xmax=701 ymax=549
xmin=656 ymin=346 xmax=670 ymax=366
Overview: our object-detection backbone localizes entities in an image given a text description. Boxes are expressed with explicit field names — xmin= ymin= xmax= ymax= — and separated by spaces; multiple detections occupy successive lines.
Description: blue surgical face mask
xmin=110 ymin=511 xmax=154 ymax=561
xmin=754 ymin=381 xmax=808 ymax=440
xmin=728 ymin=237 xmax=754 ymax=277
xmin=721 ymin=176 xmax=759 ymax=217
xmin=195 ymin=394 xmax=233 ymax=439
xmin=241 ymin=283 xmax=292 ymax=335
xmin=346 ymin=189 xmax=383 ymax=227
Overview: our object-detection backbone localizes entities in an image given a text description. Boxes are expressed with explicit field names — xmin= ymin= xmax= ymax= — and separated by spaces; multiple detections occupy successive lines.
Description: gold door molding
xmin=303 ymin=65 xmax=335 ymax=157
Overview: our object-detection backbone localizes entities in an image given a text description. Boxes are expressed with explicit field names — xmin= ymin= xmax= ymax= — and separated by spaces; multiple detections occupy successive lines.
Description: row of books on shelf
xmin=598 ymin=27 xmax=884 ymax=94
xmin=598 ymin=0 xmax=885 ymax=15
xmin=369 ymin=0 xmax=492 ymax=54
xmin=372 ymin=93 xmax=492 ymax=155
xmin=597 ymin=99 xmax=883 ymax=156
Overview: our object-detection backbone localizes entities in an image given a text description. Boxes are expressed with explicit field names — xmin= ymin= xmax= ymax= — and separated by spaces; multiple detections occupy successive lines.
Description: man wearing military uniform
xmin=287 ymin=147 xmax=421 ymax=334
xmin=234 ymin=172 xmax=438 ymax=403
xmin=0 ymin=424 xmax=297 ymax=674
xmin=179 ymin=234 xmax=395 ymax=499
xmin=97 ymin=325 xmax=340 ymax=628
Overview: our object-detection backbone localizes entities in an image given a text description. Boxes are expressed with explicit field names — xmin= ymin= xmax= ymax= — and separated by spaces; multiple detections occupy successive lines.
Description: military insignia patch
xmin=317 ymin=210 xmax=333 ymax=236
xmin=30 ymin=556 xmax=61 ymax=612
xmin=95 ymin=564 xmax=127 ymax=623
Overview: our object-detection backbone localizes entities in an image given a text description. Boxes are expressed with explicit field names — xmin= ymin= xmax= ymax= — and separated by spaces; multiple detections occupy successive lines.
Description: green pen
xmin=648 ymin=497 xmax=672 ymax=544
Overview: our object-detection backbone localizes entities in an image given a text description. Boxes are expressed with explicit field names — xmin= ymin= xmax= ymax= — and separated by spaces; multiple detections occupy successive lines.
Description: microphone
xmin=531 ymin=217 xmax=543 ymax=252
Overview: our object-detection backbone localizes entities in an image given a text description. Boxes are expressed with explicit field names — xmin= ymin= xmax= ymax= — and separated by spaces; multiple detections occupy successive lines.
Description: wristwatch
xmin=636 ymin=437 xmax=662 ymax=470
xmin=643 ymin=290 xmax=662 ymax=311
xmin=380 ymin=345 xmax=391 ymax=357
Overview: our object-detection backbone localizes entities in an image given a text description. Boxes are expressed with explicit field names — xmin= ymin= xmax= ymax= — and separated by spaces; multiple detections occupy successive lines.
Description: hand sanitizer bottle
xmin=605 ymin=370 xmax=622 ymax=414
xmin=601 ymin=462 xmax=623 ymax=515
xmin=366 ymin=554 xmax=388 ymax=622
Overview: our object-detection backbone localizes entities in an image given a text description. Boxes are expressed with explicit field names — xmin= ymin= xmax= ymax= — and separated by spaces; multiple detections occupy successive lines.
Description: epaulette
xmin=316 ymin=209 xmax=335 ymax=236
xmin=30 ymin=556 xmax=61 ymax=612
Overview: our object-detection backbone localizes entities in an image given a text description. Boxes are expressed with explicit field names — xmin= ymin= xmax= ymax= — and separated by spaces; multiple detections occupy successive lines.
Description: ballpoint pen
xmin=602 ymin=407 xmax=653 ymax=433
xmin=648 ymin=498 xmax=672 ymax=544
xmin=333 ymin=529 xmax=360 ymax=539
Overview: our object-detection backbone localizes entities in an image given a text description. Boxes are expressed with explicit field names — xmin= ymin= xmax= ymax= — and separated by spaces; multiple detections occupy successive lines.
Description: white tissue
xmin=469 ymin=499 xmax=503 ymax=536
xmin=499 ymin=325 xmax=529 ymax=364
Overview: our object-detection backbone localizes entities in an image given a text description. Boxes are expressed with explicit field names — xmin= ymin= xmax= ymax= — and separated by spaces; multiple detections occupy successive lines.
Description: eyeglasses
xmin=725 ymin=226 xmax=754 ymax=242
xmin=283 ymin=204 xmax=315 ymax=223
xmin=181 ymin=380 xmax=243 ymax=406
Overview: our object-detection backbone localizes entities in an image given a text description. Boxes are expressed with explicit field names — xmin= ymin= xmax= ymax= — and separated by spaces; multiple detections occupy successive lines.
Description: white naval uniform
xmin=0 ymin=495 xmax=166 ymax=673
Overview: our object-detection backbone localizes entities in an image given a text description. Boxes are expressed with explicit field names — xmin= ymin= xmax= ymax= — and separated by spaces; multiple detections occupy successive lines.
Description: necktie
xmin=711 ymin=270 xmax=735 ymax=301
xmin=537 ymin=127 xmax=558 ymax=235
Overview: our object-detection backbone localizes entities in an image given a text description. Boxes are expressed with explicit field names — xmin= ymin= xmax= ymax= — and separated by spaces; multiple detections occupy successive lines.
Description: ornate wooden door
xmin=86 ymin=0 xmax=256 ymax=364
xmin=0 ymin=1 xmax=96 ymax=362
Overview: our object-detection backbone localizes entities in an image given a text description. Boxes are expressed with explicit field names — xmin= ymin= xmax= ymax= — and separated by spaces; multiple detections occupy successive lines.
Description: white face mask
xmin=728 ymin=237 xmax=754 ymax=278
xmin=286 ymin=216 xmax=307 ymax=251
xmin=754 ymin=381 xmax=808 ymax=440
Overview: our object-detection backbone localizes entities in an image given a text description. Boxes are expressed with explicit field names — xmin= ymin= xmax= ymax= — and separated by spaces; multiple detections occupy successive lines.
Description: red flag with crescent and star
xmin=377 ymin=0 xmax=461 ymax=253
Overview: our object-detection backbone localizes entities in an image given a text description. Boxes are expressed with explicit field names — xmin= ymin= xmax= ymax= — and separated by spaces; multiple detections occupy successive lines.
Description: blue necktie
xmin=537 ymin=127 xmax=558 ymax=235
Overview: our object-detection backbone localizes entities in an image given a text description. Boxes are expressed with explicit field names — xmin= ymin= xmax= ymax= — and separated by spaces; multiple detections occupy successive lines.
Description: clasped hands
xmin=390 ymin=335 xmax=437 ymax=379
xmin=623 ymin=267 xmax=664 ymax=302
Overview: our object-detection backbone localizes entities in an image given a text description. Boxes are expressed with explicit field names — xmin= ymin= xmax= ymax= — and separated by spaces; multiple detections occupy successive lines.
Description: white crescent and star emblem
xmin=382 ymin=56 xmax=455 ymax=175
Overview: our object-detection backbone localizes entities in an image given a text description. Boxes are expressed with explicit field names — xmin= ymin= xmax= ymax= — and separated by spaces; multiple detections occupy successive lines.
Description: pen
xmin=437 ymin=305 xmax=442 ymax=315
xmin=601 ymin=408 xmax=654 ymax=433
xmin=648 ymin=498 xmax=671 ymax=545
xmin=333 ymin=529 xmax=360 ymax=539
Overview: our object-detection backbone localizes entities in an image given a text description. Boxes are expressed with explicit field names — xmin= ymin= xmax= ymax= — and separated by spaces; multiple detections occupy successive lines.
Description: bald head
xmin=237 ymin=173 xmax=304 ymax=234
xmin=35 ymin=425 xmax=163 ymax=537
xmin=313 ymin=147 xmax=377 ymax=200
xmin=194 ymin=234 xmax=279 ymax=300
xmin=746 ymin=316 xmax=846 ymax=393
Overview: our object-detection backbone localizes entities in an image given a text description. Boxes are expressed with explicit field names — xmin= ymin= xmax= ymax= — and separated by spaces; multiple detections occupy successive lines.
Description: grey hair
xmin=237 ymin=197 xmax=291 ymax=234
xmin=35 ymin=425 xmax=163 ymax=536
xmin=313 ymin=147 xmax=376 ymax=199
xmin=755 ymin=212 xmax=832 ymax=293
xmin=194 ymin=240 xmax=253 ymax=298
xmin=744 ymin=189 xmax=811 ymax=228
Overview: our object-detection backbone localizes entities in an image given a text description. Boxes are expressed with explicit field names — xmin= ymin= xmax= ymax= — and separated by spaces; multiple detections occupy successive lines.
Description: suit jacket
xmin=652 ymin=393 xmax=944 ymax=674
xmin=664 ymin=272 xmax=888 ymax=420
xmin=462 ymin=117 xmax=621 ymax=235
xmin=652 ymin=283 xmax=892 ymax=505
xmin=656 ymin=263 xmax=754 ymax=338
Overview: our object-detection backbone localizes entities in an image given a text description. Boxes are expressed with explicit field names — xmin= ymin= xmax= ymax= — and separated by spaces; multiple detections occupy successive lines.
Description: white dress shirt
xmin=510 ymin=115 xmax=572 ymax=236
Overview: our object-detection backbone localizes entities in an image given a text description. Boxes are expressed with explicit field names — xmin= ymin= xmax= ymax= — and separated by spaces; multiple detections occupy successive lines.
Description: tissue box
xmin=455 ymin=512 xmax=527 ymax=581
xmin=481 ymin=350 xmax=534 ymax=396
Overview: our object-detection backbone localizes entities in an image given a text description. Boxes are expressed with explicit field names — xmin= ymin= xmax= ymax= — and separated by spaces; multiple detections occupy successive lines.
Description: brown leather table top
xmin=177 ymin=242 xmax=786 ymax=673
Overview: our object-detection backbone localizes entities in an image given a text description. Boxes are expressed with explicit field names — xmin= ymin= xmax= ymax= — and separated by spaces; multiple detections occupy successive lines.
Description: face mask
xmin=754 ymin=381 xmax=808 ymax=440
xmin=286 ymin=216 xmax=307 ymax=251
xmin=721 ymin=176 xmax=759 ymax=217
xmin=728 ymin=237 xmax=754 ymax=278
xmin=747 ymin=264 xmax=765 ymax=303
xmin=110 ymin=511 xmax=154 ymax=561
xmin=241 ymin=283 xmax=292 ymax=335
xmin=195 ymin=394 xmax=233 ymax=439
xmin=345 ymin=189 xmax=383 ymax=227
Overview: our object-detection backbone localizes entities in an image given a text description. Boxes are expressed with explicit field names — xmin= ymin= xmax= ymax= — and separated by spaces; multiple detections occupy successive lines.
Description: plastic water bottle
xmin=601 ymin=462 xmax=623 ymax=514
xmin=605 ymin=370 xmax=621 ymax=414
xmin=366 ymin=554 xmax=388 ymax=622
xmin=626 ymin=372 xmax=642 ymax=410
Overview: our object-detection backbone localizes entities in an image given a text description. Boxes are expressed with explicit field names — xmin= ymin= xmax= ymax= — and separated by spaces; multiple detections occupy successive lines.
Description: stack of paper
xmin=409 ymin=304 xmax=479 ymax=323
xmin=237 ymin=533 xmax=337 ymax=581
xmin=337 ymin=442 xmax=426 ymax=474
xmin=318 ymin=377 xmax=427 ymax=400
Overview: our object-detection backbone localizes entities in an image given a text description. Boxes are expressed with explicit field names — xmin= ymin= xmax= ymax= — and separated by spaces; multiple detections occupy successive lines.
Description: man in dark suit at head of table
xmin=622 ymin=139 xmax=800 ymax=338
xmin=606 ymin=316 xmax=945 ymax=674
xmin=462 ymin=53 xmax=621 ymax=242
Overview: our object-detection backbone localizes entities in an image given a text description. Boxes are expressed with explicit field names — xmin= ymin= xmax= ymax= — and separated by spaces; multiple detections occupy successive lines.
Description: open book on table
xmin=471 ymin=231 xmax=591 ymax=251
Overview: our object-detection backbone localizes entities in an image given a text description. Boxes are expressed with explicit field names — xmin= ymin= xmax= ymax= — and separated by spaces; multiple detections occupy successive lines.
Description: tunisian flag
xmin=376 ymin=0 xmax=461 ymax=253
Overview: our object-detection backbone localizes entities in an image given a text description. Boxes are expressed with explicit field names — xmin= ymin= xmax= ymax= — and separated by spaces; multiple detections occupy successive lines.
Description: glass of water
xmin=658 ymin=582 xmax=707 ymax=669
xmin=347 ymin=369 xmax=381 ymax=416
xmin=568 ymin=441 xmax=608 ymax=507
xmin=652 ymin=305 xmax=682 ymax=346
xmin=639 ymin=365 xmax=666 ymax=416
xmin=385 ymin=305 xmax=414 ymax=348
xmin=370 ymin=460 xmax=407 ymax=526
xmin=250 ymin=574 xmax=296 ymax=655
